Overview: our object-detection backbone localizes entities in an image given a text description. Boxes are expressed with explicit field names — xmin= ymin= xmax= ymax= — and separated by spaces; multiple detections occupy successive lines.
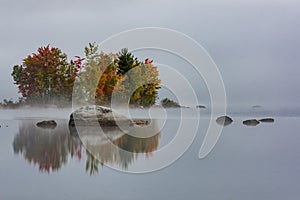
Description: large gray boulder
xmin=69 ymin=106 xmax=149 ymax=127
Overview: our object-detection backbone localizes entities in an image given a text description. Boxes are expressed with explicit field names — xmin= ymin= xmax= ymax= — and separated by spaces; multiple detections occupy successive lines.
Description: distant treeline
xmin=0 ymin=98 xmax=25 ymax=109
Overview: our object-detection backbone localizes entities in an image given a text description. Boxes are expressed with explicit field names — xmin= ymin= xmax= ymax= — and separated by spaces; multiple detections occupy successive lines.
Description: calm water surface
xmin=0 ymin=108 xmax=300 ymax=200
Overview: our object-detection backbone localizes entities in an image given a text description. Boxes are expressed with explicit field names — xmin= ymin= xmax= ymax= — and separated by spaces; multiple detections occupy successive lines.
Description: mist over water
xmin=1 ymin=104 xmax=299 ymax=122
xmin=0 ymin=108 xmax=72 ymax=120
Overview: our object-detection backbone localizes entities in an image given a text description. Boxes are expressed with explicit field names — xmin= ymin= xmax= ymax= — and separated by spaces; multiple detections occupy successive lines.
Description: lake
xmin=0 ymin=108 xmax=300 ymax=200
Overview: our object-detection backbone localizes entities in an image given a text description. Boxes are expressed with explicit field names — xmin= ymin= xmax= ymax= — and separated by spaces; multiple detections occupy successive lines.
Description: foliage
xmin=11 ymin=43 xmax=161 ymax=107
xmin=75 ymin=43 xmax=161 ymax=107
xmin=117 ymin=48 xmax=140 ymax=75
xmin=73 ymin=43 xmax=121 ymax=105
xmin=11 ymin=45 xmax=79 ymax=105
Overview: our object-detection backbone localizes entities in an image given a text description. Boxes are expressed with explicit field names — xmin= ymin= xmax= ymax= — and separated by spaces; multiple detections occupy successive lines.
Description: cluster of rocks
xmin=36 ymin=106 xmax=150 ymax=130
xmin=216 ymin=116 xmax=274 ymax=127
xmin=243 ymin=118 xmax=274 ymax=126
xmin=35 ymin=106 xmax=274 ymax=130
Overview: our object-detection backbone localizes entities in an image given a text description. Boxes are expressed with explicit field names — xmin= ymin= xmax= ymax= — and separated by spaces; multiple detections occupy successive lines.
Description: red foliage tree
xmin=12 ymin=45 xmax=80 ymax=105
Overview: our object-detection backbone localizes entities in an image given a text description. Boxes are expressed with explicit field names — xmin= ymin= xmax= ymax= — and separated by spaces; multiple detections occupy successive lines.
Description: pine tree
xmin=117 ymin=48 xmax=139 ymax=75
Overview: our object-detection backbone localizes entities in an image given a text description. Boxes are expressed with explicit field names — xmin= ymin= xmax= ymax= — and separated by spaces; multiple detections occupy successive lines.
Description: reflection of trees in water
xmin=85 ymin=152 xmax=100 ymax=175
xmin=116 ymin=133 xmax=160 ymax=169
xmin=13 ymin=120 xmax=81 ymax=173
xmin=13 ymin=120 xmax=160 ymax=174
xmin=81 ymin=125 xmax=160 ymax=172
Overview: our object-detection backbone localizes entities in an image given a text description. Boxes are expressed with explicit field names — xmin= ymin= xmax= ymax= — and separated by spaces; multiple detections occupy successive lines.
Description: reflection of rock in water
xmin=69 ymin=121 xmax=160 ymax=171
xmin=13 ymin=120 xmax=81 ymax=173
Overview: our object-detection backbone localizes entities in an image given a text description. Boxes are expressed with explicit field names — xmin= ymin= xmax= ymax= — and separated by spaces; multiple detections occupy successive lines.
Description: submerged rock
xmin=36 ymin=120 xmax=57 ymax=129
xmin=69 ymin=105 xmax=149 ymax=127
xmin=259 ymin=118 xmax=274 ymax=123
xmin=252 ymin=105 xmax=262 ymax=109
xmin=243 ymin=119 xmax=260 ymax=126
xmin=216 ymin=116 xmax=233 ymax=126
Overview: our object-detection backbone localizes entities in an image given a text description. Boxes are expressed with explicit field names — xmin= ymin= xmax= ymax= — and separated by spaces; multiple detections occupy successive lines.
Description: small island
xmin=161 ymin=98 xmax=181 ymax=108
xmin=8 ymin=43 xmax=161 ymax=108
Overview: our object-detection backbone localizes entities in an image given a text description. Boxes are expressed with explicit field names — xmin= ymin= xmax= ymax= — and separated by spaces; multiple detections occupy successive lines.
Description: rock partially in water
xmin=216 ymin=116 xmax=233 ymax=126
xmin=36 ymin=120 xmax=57 ymax=129
xmin=243 ymin=119 xmax=260 ymax=126
xmin=259 ymin=118 xmax=274 ymax=123
xmin=196 ymin=105 xmax=206 ymax=109
xmin=69 ymin=105 xmax=149 ymax=127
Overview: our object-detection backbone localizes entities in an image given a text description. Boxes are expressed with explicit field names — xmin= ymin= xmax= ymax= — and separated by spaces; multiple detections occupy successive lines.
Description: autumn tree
xmin=72 ymin=43 xmax=122 ymax=105
xmin=12 ymin=43 xmax=161 ymax=107
xmin=74 ymin=44 xmax=161 ymax=107
xmin=116 ymin=49 xmax=160 ymax=106
xmin=11 ymin=45 xmax=79 ymax=105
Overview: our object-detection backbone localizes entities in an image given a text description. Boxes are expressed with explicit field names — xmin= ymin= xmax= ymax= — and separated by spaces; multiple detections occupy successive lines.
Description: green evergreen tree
xmin=117 ymin=48 xmax=139 ymax=75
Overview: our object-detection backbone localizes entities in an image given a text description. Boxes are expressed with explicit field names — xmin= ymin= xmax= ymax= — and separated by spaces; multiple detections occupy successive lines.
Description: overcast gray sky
xmin=0 ymin=0 xmax=299 ymax=107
